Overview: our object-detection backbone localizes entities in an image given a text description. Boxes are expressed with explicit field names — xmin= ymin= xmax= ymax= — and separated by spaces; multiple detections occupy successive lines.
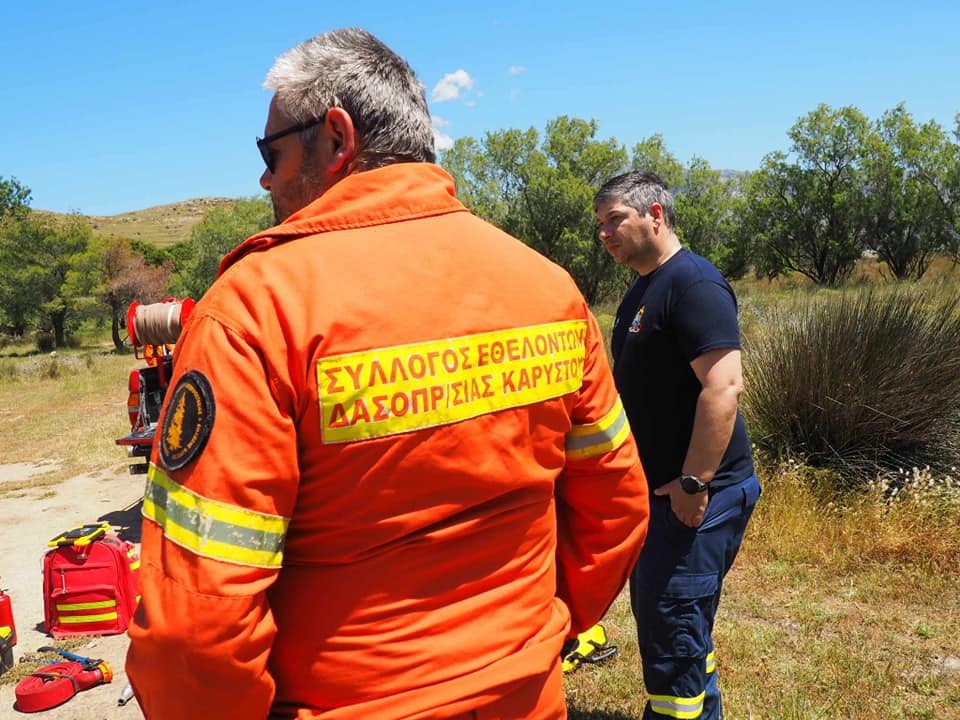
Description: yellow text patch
xmin=318 ymin=320 xmax=587 ymax=443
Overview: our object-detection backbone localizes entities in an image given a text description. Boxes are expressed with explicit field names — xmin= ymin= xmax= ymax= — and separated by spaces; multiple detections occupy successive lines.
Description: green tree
xmin=862 ymin=105 xmax=955 ymax=279
xmin=171 ymin=197 xmax=273 ymax=299
xmin=442 ymin=116 xmax=629 ymax=304
xmin=0 ymin=216 xmax=38 ymax=336
xmin=129 ymin=238 xmax=177 ymax=268
xmin=0 ymin=213 xmax=96 ymax=346
xmin=935 ymin=114 xmax=960 ymax=264
xmin=678 ymin=159 xmax=746 ymax=278
xmin=630 ymin=134 xmax=684 ymax=188
xmin=0 ymin=178 xmax=34 ymax=333
xmin=743 ymin=105 xmax=871 ymax=286
xmin=0 ymin=176 xmax=31 ymax=221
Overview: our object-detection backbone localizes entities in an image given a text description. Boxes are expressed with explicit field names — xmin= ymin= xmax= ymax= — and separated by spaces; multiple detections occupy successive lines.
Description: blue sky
xmin=2 ymin=1 xmax=958 ymax=216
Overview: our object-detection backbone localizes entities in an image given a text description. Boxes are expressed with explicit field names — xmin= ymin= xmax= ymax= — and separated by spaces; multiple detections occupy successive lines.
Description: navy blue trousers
xmin=630 ymin=474 xmax=760 ymax=719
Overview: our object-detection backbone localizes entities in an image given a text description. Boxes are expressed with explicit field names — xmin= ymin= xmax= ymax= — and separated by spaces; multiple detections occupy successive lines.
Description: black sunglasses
xmin=256 ymin=113 xmax=326 ymax=173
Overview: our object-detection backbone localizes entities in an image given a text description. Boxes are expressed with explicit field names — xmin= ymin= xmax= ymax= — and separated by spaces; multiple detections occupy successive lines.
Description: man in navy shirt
xmin=595 ymin=171 xmax=761 ymax=720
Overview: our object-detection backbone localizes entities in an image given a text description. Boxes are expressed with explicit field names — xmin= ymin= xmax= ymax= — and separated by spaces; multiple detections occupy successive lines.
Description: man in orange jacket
xmin=126 ymin=27 xmax=649 ymax=719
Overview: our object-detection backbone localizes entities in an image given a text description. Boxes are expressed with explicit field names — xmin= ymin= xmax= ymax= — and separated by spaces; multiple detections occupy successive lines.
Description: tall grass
xmin=566 ymin=458 xmax=960 ymax=719
xmin=742 ymin=287 xmax=960 ymax=480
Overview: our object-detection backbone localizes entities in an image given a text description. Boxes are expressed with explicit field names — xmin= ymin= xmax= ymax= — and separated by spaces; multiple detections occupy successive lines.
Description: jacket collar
xmin=219 ymin=163 xmax=466 ymax=275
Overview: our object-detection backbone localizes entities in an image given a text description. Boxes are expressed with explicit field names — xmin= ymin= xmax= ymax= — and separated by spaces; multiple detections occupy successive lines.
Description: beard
xmin=271 ymin=143 xmax=327 ymax=224
xmin=270 ymin=173 xmax=323 ymax=224
xmin=271 ymin=194 xmax=290 ymax=225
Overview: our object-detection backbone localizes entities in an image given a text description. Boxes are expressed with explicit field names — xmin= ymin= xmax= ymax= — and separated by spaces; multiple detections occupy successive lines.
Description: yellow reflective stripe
xmin=648 ymin=691 xmax=705 ymax=719
xmin=566 ymin=397 xmax=631 ymax=460
xmin=144 ymin=464 xmax=289 ymax=569
xmin=706 ymin=650 xmax=716 ymax=674
xmin=129 ymin=560 xmax=141 ymax=571
xmin=59 ymin=612 xmax=118 ymax=623
xmin=56 ymin=600 xmax=117 ymax=611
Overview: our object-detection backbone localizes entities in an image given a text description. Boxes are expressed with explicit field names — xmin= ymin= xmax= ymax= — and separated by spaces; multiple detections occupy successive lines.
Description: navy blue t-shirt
xmin=611 ymin=248 xmax=754 ymax=490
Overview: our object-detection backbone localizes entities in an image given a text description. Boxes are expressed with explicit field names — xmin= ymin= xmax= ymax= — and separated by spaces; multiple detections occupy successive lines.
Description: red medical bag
xmin=42 ymin=524 xmax=140 ymax=638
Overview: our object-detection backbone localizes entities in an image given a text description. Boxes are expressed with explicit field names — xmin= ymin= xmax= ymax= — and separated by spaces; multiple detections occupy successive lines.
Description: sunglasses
xmin=256 ymin=113 xmax=326 ymax=173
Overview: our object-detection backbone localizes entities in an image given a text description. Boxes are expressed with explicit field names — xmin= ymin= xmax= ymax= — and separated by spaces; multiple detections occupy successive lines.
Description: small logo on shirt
xmin=629 ymin=306 xmax=645 ymax=333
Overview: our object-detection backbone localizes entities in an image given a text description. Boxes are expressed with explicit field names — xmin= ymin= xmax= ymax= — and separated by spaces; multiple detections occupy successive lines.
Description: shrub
xmin=742 ymin=287 xmax=960 ymax=481
xmin=34 ymin=330 xmax=55 ymax=353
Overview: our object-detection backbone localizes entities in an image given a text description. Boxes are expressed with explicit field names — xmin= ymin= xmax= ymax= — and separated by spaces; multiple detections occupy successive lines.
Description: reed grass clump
xmin=742 ymin=287 xmax=960 ymax=482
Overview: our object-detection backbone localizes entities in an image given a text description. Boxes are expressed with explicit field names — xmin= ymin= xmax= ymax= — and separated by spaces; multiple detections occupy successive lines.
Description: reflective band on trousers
xmin=706 ymin=650 xmax=716 ymax=674
xmin=143 ymin=463 xmax=289 ymax=569
xmin=565 ymin=397 xmax=631 ymax=460
xmin=648 ymin=691 xmax=706 ymax=719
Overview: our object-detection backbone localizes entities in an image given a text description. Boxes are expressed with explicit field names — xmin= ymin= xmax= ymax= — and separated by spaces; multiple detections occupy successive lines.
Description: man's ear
xmin=648 ymin=202 xmax=664 ymax=229
xmin=324 ymin=107 xmax=357 ymax=174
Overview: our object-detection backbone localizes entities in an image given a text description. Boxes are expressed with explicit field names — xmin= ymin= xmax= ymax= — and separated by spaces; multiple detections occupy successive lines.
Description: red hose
xmin=14 ymin=660 xmax=112 ymax=712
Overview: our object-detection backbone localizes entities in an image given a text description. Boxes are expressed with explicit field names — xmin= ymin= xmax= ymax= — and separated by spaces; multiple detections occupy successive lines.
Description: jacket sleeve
xmin=555 ymin=309 xmax=649 ymax=634
xmin=126 ymin=312 xmax=299 ymax=719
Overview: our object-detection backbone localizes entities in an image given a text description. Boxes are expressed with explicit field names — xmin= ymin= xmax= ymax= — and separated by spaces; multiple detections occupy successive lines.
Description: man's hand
xmin=653 ymin=478 xmax=708 ymax=528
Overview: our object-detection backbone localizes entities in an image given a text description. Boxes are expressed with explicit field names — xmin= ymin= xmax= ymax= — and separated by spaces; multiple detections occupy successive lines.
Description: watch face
xmin=680 ymin=474 xmax=707 ymax=494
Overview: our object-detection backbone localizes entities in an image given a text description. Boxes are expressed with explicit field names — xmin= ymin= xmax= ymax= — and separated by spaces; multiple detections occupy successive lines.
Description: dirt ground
xmin=0 ymin=463 xmax=144 ymax=719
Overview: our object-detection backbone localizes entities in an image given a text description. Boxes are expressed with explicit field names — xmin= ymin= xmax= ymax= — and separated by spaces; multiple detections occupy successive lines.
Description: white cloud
xmin=431 ymin=70 xmax=474 ymax=102
xmin=432 ymin=117 xmax=454 ymax=151
xmin=464 ymin=100 xmax=477 ymax=108
xmin=508 ymin=65 xmax=527 ymax=75
xmin=433 ymin=128 xmax=454 ymax=151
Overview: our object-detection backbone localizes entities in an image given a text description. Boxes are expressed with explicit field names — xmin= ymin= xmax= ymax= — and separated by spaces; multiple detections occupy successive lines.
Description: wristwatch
xmin=678 ymin=473 xmax=709 ymax=494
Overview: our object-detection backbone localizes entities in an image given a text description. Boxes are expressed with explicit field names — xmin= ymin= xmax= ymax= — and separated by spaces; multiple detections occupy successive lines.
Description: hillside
xmin=37 ymin=197 xmax=239 ymax=247
xmin=32 ymin=172 xmax=745 ymax=249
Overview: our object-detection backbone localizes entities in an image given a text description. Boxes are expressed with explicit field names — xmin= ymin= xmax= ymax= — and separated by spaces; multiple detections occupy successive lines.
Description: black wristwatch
xmin=678 ymin=473 xmax=709 ymax=494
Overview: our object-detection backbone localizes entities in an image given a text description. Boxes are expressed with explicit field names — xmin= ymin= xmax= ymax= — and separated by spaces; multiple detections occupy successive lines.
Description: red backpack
xmin=42 ymin=524 xmax=140 ymax=638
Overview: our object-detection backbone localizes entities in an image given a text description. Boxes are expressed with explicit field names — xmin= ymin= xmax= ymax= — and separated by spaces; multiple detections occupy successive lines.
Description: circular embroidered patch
xmin=158 ymin=370 xmax=216 ymax=471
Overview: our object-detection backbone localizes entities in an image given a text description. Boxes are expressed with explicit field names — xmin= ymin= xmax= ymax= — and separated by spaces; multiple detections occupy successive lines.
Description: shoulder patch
xmin=159 ymin=370 xmax=216 ymax=471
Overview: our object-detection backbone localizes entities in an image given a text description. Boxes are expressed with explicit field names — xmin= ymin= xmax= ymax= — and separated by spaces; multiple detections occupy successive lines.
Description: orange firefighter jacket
xmin=126 ymin=163 xmax=649 ymax=719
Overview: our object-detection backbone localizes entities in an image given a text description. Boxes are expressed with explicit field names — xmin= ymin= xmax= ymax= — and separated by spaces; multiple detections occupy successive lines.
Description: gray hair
xmin=264 ymin=28 xmax=436 ymax=169
xmin=594 ymin=171 xmax=676 ymax=229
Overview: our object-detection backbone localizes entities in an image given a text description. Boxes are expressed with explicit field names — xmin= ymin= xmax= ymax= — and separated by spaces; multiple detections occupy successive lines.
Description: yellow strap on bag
xmin=562 ymin=623 xmax=619 ymax=673
xmin=47 ymin=523 xmax=111 ymax=548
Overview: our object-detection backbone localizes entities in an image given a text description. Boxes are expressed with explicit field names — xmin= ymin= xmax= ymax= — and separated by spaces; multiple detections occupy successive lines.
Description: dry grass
xmin=566 ymin=460 xmax=960 ymax=719
xmin=732 ymin=253 xmax=960 ymax=296
xmin=0 ymin=342 xmax=136 ymax=495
